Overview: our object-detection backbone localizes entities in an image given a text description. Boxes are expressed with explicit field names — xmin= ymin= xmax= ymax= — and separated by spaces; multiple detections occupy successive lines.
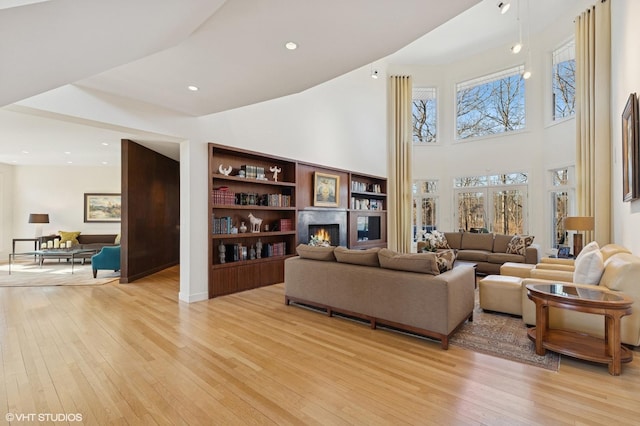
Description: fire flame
xmin=313 ymin=228 xmax=331 ymax=243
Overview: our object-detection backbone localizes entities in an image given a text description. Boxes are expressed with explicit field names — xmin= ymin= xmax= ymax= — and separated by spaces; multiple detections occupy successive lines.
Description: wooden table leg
xmin=607 ymin=313 xmax=622 ymax=376
xmin=534 ymin=298 xmax=547 ymax=356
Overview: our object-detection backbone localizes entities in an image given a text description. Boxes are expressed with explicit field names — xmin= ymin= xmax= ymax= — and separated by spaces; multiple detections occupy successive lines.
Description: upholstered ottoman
xmin=500 ymin=262 xmax=535 ymax=278
xmin=478 ymin=275 xmax=523 ymax=316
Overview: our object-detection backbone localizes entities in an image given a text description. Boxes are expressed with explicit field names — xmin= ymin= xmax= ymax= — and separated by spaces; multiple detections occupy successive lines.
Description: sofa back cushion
xmin=444 ymin=232 xmax=463 ymax=250
xmin=493 ymin=234 xmax=514 ymax=253
xmin=600 ymin=253 xmax=640 ymax=291
xmin=600 ymin=244 xmax=631 ymax=262
xmin=334 ymin=246 xmax=380 ymax=267
xmin=296 ymin=244 xmax=336 ymax=261
xmin=461 ymin=232 xmax=494 ymax=251
xmin=378 ymin=249 xmax=440 ymax=275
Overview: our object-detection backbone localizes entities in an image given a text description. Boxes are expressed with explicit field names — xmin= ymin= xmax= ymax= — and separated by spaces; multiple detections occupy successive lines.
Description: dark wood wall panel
xmin=121 ymin=139 xmax=180 ymax=283
xmin=296 ymin=163 xmax=349 ymax=210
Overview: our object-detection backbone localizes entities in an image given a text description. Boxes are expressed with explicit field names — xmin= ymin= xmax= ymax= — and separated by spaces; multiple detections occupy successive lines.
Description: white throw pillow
xmin=574 ymin=240 xmax=599 ymax=262
xmin=573 ymin=249 xmax=604 ymax=284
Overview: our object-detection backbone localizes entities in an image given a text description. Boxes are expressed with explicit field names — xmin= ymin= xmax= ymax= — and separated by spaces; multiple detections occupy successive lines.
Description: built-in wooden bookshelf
xmin=208 ymin=143 xmax=297 ymax=298
xmin=348 ymin=172 xmax=387 ymax=249
xmin=208 ymin=143 xmax=388 ymax=298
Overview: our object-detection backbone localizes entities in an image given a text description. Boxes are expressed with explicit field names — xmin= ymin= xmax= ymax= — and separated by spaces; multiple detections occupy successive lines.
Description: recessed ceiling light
xmin=101 ymin=142 xmax=109 ymax=146
xmin=21 ymin=150 xmax=29 ymax=154
xmin=102 ymin=161 xmax=108 ymax=165
xmin=67 ymin=161 xmax=73 ymax=164
xmin=285 ymin=41 xmax=298 ymax=50
xmin=511 ymin=43 xmax=522 ymax=54
xmin=64 ymin=151 xmax=71 ymax=155
xmin=188 ymin=85 xmax=199 ymax=91
xmin=497 ymin=1 xmax=511 ymax=14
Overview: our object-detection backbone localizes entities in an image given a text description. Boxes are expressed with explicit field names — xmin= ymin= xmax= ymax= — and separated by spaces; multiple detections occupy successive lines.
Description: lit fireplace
xmin=309 ymin=224 xmax=339 ymax=246
xmin=298 ymin=209 xmax=347 ymax=247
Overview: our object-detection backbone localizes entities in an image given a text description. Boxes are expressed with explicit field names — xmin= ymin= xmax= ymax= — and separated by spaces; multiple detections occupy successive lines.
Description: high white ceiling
xmin=0 ymin=0 xmax=588 ymax=167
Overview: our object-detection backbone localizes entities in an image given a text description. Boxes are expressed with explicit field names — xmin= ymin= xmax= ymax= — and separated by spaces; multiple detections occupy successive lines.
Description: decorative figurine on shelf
xmin=218 ymin=241 xmax=226 ymax=264
xmin=269 ymin=166 xmax=282 ymax=182
xmin=248 ymin=213 xmax=263 ymax=233
xmin=249 ymin=246 xmax=256 ymax=260
xmin=218 ymin=164 xmax=232 ymax=176
xmin=239 ymin=221 xmax=248 ymax=233
xmin=256 ymin=239 xmax=262 ymax=259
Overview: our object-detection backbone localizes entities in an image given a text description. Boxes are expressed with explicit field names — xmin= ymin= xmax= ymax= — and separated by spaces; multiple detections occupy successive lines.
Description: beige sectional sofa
xmin=284 ymin=245 xmax=476 ymax=349
xmin=481 ymin=243 xmax=640 ymax=346
xmin=418 ymin=232 xmax=538 ymax=275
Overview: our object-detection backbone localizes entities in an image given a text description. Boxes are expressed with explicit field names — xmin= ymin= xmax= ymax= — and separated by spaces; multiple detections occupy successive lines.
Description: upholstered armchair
xmin=91 ymin=245 xmax=121 ymax=278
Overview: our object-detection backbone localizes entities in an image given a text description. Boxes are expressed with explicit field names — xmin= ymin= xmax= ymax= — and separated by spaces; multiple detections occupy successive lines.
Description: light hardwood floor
xmin=1 ymin=266 xmax=639 ymax=425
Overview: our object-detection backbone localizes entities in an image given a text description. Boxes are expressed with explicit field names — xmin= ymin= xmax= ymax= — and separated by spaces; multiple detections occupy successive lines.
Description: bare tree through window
xmin=456 ymin=67 xmax=526 ymax=139
xmin=412 ymin=88 xmax=437 ymax=143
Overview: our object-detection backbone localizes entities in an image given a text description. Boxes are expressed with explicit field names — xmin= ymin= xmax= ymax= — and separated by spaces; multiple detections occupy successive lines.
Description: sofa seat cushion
xmin=456 ymin=249 xmax=490 ymax=262
xmin=296 ymin=244 xmax=336 ymax=261
xmin=334 ymin=246 xmax=380 ymax=267
xmin=378 ymin=249 xmax=440 ymax=275
xmin=487 ymin=252 xmax=525 ymax=264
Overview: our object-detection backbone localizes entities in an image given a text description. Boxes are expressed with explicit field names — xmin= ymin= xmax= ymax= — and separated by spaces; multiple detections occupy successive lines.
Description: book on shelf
xmin=212 ymin=188 xmax=236 ymax=205
xmin=212 ymin=215 xmax=233 ymax=234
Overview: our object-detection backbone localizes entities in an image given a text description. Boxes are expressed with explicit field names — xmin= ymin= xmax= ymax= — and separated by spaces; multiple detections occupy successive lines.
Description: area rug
xmin=449 ymin=293 xmax=560 ymax=371
xmin=0 ymin=261 xmax=119 ymax=287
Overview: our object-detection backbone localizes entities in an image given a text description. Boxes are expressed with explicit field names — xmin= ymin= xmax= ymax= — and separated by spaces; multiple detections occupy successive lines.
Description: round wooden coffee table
xmin=526 ymin=283 xmax=634 ymax=375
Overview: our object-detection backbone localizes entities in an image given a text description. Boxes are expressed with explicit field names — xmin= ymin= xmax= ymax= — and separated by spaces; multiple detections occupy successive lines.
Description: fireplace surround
xmin=298 ymin=208 xmax=347 ymax=247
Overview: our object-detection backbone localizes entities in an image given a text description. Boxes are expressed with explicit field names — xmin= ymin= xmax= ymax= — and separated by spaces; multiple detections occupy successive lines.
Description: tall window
xmin=412 ymin=88 xmax=437 ymax=143
xmin=456 ymin=66 xmax=526 ymax=140
xmin=454 ymin=173 xmax=528 ymax=234
xmin=552 ymin=40 xmax=576 ymax=121
xmin=412 ymin=180 xmax=438 ymax=240
xmin=550 ymin=167 xmax=574 ymax=248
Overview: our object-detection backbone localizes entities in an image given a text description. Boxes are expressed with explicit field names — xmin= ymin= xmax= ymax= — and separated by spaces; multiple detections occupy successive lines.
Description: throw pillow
xmin=296 ymin=244 xmax=336 ymax=261
xmin=334 ymin=246 xmax=380 ymax=267
xmin=421 ymin=230 xmax=450 ymax=251
xmin=435 ymin=249 xmax=457 ymax=273
xmin=378 ymin=248 xmax=440 ymax=275
xmin=573 ymin=249 xmax=604 ymax=284
xmin=58 ymin=231 xmax=81 ymax=245
xmin=506 ymin=235 xmax=534 ymax=256
xmin=115 ymin=233 xmax=121 ymax=244
xmin=574 ymin=240 xmax=599 ymax=263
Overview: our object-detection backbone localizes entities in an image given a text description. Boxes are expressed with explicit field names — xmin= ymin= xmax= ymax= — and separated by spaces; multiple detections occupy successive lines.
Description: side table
xmin=526 ymin=283 xmax=633 ymax=375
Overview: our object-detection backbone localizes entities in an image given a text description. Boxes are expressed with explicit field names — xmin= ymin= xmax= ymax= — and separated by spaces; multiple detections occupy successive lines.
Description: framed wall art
xmin=313 ymin=172 xmax=340 ymax=207
xmin=84 ymin=193 xmax=122 ymax=222
xmin=622 ymin=92 xmax=639 ymax=202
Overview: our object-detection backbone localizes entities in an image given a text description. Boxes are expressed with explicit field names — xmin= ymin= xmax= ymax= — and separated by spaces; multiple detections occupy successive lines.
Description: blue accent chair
xmin=91 ymin=245 xmax=121 ymax=278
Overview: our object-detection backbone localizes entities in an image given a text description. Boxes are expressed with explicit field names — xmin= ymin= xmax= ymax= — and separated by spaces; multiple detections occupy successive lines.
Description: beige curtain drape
xmin=388 ymin=75 xmax=413 ymax=252
xmin=575 ymin=0 xmax=611 ymax=245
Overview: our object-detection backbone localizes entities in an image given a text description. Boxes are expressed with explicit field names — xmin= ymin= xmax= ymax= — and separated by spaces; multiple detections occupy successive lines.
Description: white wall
xmin=12 ymin=165 xmax=121 ymax=244
xmin=387 ymin=3 xmax=585 ymax=252
xmin=611 ymin=0 xmax=640 ymax=255
xmin=0 ymin=163 xmax=15 ymax=258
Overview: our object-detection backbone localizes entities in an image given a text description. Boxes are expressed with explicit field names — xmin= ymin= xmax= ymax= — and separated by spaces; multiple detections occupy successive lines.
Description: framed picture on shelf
xmin=84 ymin=193 xmax=121 ymax=222
xmin=313 ymin=172 xmax=340 ymax=207
xmin=622 ymin=92 xmax=639 ymax=202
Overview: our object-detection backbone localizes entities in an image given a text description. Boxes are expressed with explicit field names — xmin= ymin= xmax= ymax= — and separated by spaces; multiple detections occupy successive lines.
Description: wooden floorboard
xmin=1 ymin=265 xmax=639 ymax=425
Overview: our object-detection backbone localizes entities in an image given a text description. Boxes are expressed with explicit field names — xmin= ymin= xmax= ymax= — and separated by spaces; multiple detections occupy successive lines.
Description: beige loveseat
xmin=519 ymin=251 xmax=640 ymax=346
xmin=284 ymin=245 xmax=476 ymax=349
xmin=419 ymin=232 xmax=538 ymax=275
